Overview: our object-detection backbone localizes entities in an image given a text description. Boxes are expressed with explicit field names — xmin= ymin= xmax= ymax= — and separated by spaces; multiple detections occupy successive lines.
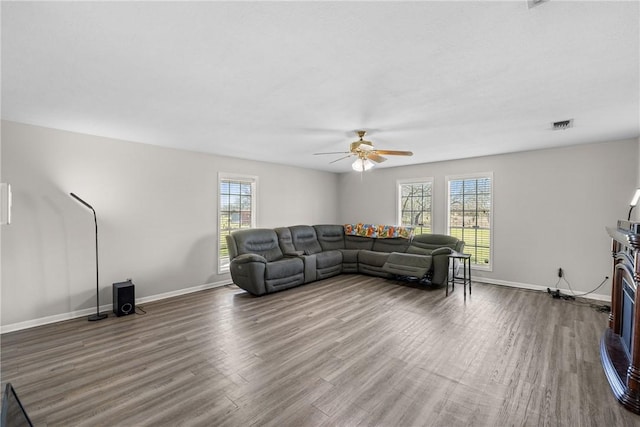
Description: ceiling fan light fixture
xmin=352 ymin=158 xmax=374 ymax=172
xmin=316 ymin=130 xmax=413 ymax=170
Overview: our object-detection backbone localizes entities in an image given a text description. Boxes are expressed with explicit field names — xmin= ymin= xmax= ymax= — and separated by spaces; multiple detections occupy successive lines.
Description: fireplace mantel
xmin=602 ymin=222 xmax=640 ymax=413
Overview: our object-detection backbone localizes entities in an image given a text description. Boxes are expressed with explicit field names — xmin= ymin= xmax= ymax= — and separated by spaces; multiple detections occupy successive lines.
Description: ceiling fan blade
xmin=313 ymin=151 xmax=350 ymax=155
xmin=374 ymin=150 xmax=413 ymax=156
xmin=367 ymin=153 xmax=387 ymax=163
xmin=329 ymin=154 xmax=353 ymax=164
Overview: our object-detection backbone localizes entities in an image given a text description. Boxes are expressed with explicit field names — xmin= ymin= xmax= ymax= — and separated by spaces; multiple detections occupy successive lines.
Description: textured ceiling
xmin=2 ymin=1 xmax=639 ymax=172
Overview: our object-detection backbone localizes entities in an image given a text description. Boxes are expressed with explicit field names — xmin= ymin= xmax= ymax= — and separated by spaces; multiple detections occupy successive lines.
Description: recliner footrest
xmin=382 ymin=252 xmax=432 ymax=278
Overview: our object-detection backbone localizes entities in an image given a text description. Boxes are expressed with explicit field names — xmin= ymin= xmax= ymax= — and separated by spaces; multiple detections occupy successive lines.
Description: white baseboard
xmin=1 ymin=277 xmax=611 ymax=334
xmin=0 ymin=280 xmax=231 ymax=334
xmin=134 ymin=280 xmax=230 ymax=305
xmin=474 ymin=277 xmax=611 ymax=303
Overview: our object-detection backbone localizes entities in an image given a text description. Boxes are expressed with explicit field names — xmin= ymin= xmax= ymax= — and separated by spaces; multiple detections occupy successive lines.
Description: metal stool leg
xmin=463 ymin=258 xmax=467 ymax=300
xmin=446 ymin=256 xmax=451 ymax=296
xmin=468 ymin=260 xmax=472 ymax=295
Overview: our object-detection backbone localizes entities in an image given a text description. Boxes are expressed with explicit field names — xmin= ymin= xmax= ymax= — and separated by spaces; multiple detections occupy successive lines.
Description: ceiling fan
xmin=314 ymin=130 xmax=413 ymax=171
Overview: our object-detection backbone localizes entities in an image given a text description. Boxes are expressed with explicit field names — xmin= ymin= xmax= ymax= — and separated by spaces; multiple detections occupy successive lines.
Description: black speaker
xmin=112 ymin=280 xmax=135 ymax=316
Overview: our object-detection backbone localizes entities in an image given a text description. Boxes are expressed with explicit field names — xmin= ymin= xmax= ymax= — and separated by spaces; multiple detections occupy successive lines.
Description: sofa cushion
xmin=314 ymin=224 xmax=346 ymax=251
xmin=406 ymin=245 xmax=432 ymax=255
xmin=339 ymin=249 xmax=359 ymax=273
xmin=290 ymin=225 xmax=323 ymax=255
xmin=274 ymin=227 xmax=298 ymax=255
xmin=345 ymin=235 xmax=374 ymax=250
xmin=231 ymin=228 xmax=283 ymax=262
xmin=316 ymin=250 xmax=343 ymax=269
xmin=265 ymin=257 xmax=304 ymax=279
xmin=372 ymin=238 xmax=410 ymax=253
xmin=340 ymin=249 xmax=359 ymax=264
xmin=358 ymin=249 xmax=390 ymax=267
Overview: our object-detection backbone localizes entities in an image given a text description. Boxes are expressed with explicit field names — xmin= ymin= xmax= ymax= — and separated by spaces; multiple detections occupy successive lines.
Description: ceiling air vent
xmin=552 ymin=119 xmax=573 ymax=130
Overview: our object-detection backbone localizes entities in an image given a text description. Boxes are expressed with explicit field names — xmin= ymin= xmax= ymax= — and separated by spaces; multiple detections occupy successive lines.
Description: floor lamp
xmin=628 ymin=188 xmax=640 ymax=221
xmin=70 ymin=193 xmax=108 ymax=321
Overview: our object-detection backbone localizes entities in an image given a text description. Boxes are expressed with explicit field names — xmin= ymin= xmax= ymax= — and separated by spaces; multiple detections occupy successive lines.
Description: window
xmin=398 ymin=179 xmax=433 ymax=235
xmin=218 ymin=173 xmax=257 ymax=273
xmin=447 ymin=173 xmax=493 ymax=270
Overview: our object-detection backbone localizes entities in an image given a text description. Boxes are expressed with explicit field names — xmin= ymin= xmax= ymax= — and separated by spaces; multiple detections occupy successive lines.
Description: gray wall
xmin=2 ymin=119 xmax=638 ymax=330
xmin=337 ymin=138 xmax=639 ymax=298
xmin=1 ymin=121 xmax=338 ymax=329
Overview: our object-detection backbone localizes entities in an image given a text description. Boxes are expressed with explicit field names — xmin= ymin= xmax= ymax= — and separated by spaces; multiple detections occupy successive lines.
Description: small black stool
xmin=447 ymin=252 xmax=471 ymax=300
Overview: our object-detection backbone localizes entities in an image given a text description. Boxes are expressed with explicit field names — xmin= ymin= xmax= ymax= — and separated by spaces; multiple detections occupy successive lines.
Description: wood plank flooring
xmin=2 ymin=275 xmax=639 ymax=426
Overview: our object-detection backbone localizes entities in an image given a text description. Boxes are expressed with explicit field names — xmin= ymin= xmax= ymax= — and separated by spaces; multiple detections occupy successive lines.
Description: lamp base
xmin=88 ymin=312 xmax=108 ymax=321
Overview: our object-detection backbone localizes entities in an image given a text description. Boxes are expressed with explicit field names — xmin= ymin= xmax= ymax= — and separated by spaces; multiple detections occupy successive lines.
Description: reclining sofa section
xmin=226 ymin=224 xmax=464 ymax=296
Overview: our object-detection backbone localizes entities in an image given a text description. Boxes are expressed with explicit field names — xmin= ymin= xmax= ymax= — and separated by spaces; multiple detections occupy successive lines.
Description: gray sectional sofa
xmin=226 ymin=224 xmax=465 ymax=296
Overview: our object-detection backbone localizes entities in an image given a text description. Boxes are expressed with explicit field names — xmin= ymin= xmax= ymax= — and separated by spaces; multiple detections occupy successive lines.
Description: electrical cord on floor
xmin=547 ymin=276 xmax=575 ymax=300
xmin=494 ymin=281 xmax=611 ymax=313
xmin=561 ymin=273 xmax=609 ymax=298
xmin=135 ymin=305 xmax=147 ymax=315
xmin=591 ymin=303 xmax=612 ymax=313
xmin=564 ymin=299 xmax=611 ymax=313
xmin=554 ymin=273 xmax=611 ymax=313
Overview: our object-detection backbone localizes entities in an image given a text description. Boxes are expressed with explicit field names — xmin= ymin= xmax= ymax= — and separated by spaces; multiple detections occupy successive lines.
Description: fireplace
xmin=622 ymin=277 xmax=635 ymax=356
xmin=603 ymin=222 xmax=640 ymax=413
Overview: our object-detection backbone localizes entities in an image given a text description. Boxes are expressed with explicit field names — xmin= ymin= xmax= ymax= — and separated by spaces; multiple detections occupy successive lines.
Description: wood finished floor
xmin=1 ymin=275 xmax=639 ymax=427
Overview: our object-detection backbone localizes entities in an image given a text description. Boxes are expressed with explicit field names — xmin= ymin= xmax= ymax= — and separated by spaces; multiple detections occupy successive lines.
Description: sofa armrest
xmin=229 ymin=255 xmax=268 ymax=296
xmin=430 ymin=247 xmax=455 ymax=285
xmin=299 ymin=254 xmax=317 ymax=283
xmin=233 ymin=253 xmax=268 ymax=264
xmin=431 ymin=247 xmax=453 ymax=256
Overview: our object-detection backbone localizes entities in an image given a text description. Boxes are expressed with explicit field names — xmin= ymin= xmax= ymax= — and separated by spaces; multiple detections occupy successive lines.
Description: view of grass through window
xmin=399 ymin=181 xmax=432 ymax=235
xmin=448 ymin=176 xmax=492 ymax=267
xmin=219 ymin=178 xmax=254 ymax=272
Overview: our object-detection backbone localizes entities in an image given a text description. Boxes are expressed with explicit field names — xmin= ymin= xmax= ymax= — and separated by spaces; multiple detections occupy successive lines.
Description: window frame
xmin=446 ymin=172 xmax=493 ymax=271
xmin=396 ymin=177 xmax=434 ymax=235
xmin=217 ymin=172 xmax=258 ymax=274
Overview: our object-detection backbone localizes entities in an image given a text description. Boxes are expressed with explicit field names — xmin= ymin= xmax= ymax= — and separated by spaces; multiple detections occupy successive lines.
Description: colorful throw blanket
xmin=344 ymin=223 xmax=414 ymax=239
